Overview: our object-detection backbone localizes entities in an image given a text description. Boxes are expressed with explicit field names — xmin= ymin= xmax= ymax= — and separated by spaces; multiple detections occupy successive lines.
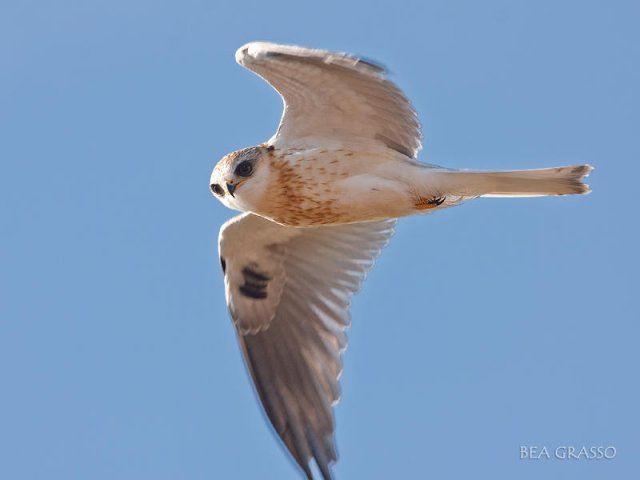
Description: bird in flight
xmin=211 ymin=41 xmax=591 ymax=479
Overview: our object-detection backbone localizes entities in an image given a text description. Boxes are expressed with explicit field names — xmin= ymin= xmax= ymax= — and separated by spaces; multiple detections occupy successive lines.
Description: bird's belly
xmin=258 ymin=150 xmax=414 ymax=226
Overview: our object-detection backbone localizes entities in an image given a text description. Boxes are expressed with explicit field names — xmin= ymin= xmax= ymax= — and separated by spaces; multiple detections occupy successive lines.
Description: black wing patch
xmin=238 ymin=266 xmax=271 ymax=300
xmin=220 ymin=256 xmax=227 ymax=275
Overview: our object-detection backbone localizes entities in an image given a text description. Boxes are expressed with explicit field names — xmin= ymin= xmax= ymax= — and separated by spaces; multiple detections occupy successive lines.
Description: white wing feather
xmin=218 ymin=213 xmax=395 ymax=479
xmin=236 ymin=41 xmax=422 ymax=158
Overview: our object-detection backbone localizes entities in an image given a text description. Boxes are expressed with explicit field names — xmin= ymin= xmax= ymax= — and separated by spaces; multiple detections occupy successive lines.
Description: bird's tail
xmin=430 ymin=164 xmax=593 ymax=198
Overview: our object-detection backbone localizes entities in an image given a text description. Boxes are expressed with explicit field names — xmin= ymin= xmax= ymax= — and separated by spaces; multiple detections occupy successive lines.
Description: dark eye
xmin=235 ymin=161 xmax=253 ymax=177
xmin=210 ymin=183 xmax=224 ymax=196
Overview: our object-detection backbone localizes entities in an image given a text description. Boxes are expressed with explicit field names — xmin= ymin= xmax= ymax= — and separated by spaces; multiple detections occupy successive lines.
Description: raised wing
xmin=218 ymin=214 xmax=395 ymax=479
xmin=236 ymin=41 xmax=422 ymax=158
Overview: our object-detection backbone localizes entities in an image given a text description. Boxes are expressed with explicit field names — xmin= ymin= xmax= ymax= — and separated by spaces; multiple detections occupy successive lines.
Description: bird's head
xmin=210 ymin=145 xmax=272 ymax=211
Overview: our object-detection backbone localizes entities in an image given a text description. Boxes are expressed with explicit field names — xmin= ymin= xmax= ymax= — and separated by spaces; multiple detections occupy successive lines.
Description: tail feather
xmin=433 ymin=165 xmax=593 ymax=198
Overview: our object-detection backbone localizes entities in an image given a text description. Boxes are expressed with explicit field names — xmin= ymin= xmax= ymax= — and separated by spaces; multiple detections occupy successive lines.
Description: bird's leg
xmin=414 ymin=195 xmax=446 ymax=210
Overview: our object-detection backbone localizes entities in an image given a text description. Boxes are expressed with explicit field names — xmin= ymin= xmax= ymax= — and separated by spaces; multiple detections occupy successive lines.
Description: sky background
xmin=1 ymin=1 xmax=639 ymax=479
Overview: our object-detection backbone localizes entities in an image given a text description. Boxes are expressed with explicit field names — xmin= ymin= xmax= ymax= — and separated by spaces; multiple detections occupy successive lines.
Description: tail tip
xmin=571 ymin=164 xmax=593 ymax=195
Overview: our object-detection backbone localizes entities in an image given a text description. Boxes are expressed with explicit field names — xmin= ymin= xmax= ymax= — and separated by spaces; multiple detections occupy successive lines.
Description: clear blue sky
xmin=1 ymin=1 xmax=638 ymax=479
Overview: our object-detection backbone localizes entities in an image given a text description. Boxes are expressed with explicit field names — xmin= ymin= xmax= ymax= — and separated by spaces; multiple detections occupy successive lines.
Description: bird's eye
xmin=210 ymin=183 xmax=225 ymax=196
xmin=235 ymin=161 xmax=253 ymax=177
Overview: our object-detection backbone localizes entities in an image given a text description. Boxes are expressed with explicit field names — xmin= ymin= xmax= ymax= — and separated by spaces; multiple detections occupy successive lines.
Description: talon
xmin=414 ymin=195 xmax=446 ymax=211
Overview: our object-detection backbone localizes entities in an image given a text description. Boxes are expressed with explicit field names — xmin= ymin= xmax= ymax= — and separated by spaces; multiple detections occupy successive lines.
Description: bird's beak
xmin=226 ymin=182 xmax=237 ymax=197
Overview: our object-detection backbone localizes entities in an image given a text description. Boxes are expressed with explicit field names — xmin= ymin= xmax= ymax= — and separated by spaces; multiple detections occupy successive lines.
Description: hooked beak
xmin=226 ymin=182 xmax=237 ymax=197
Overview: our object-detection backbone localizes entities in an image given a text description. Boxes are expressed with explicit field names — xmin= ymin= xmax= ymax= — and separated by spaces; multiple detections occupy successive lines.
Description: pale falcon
xmin=211 ymin=41 xmax=591 ymax=479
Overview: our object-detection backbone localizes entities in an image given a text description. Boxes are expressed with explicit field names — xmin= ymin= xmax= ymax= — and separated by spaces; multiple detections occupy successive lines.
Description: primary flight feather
xmin=212 ymin=41 xmax=591 ymax=479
